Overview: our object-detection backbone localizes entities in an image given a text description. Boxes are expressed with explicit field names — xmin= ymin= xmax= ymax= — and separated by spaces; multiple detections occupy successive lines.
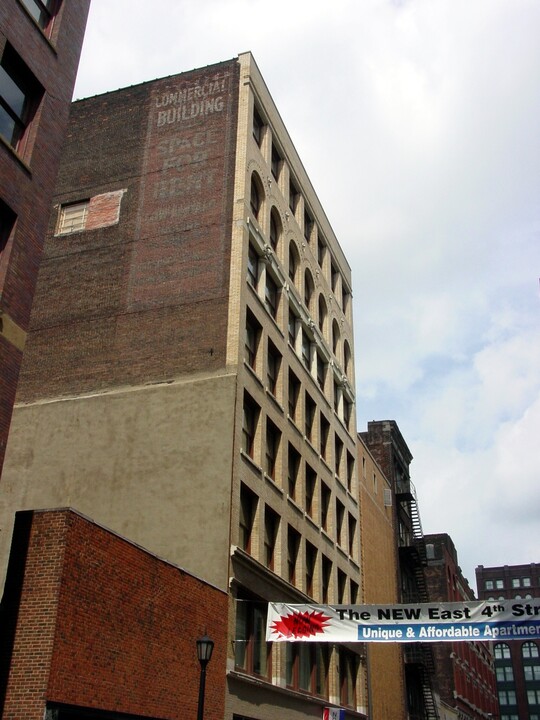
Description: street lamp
xmin=196 ymin=634 xmax=214 ymax=720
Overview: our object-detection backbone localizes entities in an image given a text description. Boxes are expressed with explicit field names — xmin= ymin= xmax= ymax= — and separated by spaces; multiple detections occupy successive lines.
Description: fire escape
xmin=396 ymin=478 xmax=440 ymax=720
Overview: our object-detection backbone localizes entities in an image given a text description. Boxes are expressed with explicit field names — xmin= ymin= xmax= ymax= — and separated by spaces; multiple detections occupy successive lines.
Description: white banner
xmin=266 ymin=601 xmax=540 ymax=643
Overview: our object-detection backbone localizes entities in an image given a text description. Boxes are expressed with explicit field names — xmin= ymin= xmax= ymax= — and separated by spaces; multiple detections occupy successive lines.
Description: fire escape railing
xmin=396 ymin=479 xmax=440 ymax=720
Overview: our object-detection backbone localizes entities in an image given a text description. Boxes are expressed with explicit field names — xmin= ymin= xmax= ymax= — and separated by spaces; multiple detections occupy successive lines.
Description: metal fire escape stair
xmin=402 ymin=481 xmax=440 ymax=720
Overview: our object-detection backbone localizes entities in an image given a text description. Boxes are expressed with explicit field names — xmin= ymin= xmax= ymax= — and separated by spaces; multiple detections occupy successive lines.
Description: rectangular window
xmin=253 ymin=107 xmax=263 ymax=147
xmin=320 ymin=414 xmax=330 ymax=460
xmin=265 ymin=419 xmax=280 ymax=480
xmin=496 ymin=666 xmax=514 ymax=682
xmin=348 ymin=513 xmax=357 ymax=557
xmin=0 ymin=44 xmax=43 ymax=151
xmin=496 ymin=579 xmax=504 ymax=589
xmin=235 ymin=596 xmax=270 ymax=678
xmin=287 ymin=444 xmax=300 ymax=500
xmin=267 ymin=341 xmax=281 ymax=395
xmin=337 ymin=569 xmax=347 ymax=604
xmin=0 ymin=198 xmax=16 ymax=256
xmin=340 ymin=648 xmax=358 ymax=707
xmin=304 ymin=208 xmax=313 ymax=241
xmin=301 ymin=330 xmax=312 ymax=370
xmin=335 ymin=436 xmax=344 ymax=478
xmin=350 ymin=580 xmax=359 ymax=604
xmin=288 ymin=370 xmax=300 ymax=420
xmin=287 ymin=526 xmax=300 ymax=585
xmin=346 ymin=451 xmax=354 ymax=492
xmin=20 ymin=0 xmax=57 ymax=31
xmin=306 ymin=542 xmax=317 ymax=597
xmin=289 ymin=179 xmax=299 ymax=213
xmin=264 ymin=506 xmax=279 ymax=571
xmin=321 ymin=482 xmax=331 ymax=532
xmin=335 ymin=500 xmax=345 ymax=547
xmin=343 ymin=398 xmax=352 ymax=430
xmin=286 ymin=644 xmax=328 ymax=697
xmin=265 ymin=274 xmax=278 ymax=318
xmin=305 ymin=393 xmax=316 ymax=442
xmin=305 ymin=464 xmax=316 ymax=518
xmin=288 ymin=308 xmax=298 ymax=347
xmin=242 ymin=394 xmax=259 ymax=459
xmin=523 ymin=577 xmax=531 ymax=587
xmin=485 ymin=580 xmax=494 ymax=590
xmin=317 ymin=237 xmax=326 ymax=267
xmin=239 ymin=484 xmax=257 ymax=553
xmin=331 ymin=262 xmax=339 ymax=294
xmin=511 ymin=578 xmax=520 ymax=588
xmin=56 ymin=201 xmax=89 ymax=234
xmin=322 ymin=556 xmax=332 ymax=603
xmin=316 ymin=353 xmax=326 ymax=391
xmin=271 ymin=143 xmax=281 ymax=180
xmin=245 ymin=311 xmax=261 ymax=370
xmin=247 ymin=243 xmax=259 ymax=288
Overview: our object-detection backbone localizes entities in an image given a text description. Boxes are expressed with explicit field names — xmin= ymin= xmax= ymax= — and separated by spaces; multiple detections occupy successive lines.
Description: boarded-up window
xmin=56 ymin=190 xmax=126 ymax=235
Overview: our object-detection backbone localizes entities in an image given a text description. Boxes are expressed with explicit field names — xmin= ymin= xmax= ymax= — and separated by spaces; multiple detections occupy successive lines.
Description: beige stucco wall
xmin=0 ymin=372 xmax=237 ymax=591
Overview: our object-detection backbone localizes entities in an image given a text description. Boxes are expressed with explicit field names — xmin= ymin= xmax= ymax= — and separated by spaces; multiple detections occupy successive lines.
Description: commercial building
xmin=1 ymin=54 xmax=365 ymax=720
xmin=476 ymin=563 xmax=540 ymax=720
xmin=0 ymin=0 xmax=90 ymax=478
xmin=425 ymin=534 xmax=498 ymax=720
xmin=360 ymin=420 xmax=438 ymax=720
xmin=0 ymin=508 xmax=227 ymax=720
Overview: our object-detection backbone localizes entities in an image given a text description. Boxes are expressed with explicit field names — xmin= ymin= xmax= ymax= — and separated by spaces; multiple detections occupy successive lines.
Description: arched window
xmin=494 ymin=643 xmax=511 ymax=659
xmin=289 ymin=242 xmax=300 ymax=283
xmin=332 ymin=319 xmax=340 ymax=355
xmin=270 ymin=208 xmax=281 ymax=250
xmin=523 ymin=642 xmax=539 ymax=659
xmin=318 ymin=294 xmax=327 ymax=334
xmin=250 ymin=173 xmax=263 ymax=221
xmin=304 ymin=269 xmax=314 ymax=309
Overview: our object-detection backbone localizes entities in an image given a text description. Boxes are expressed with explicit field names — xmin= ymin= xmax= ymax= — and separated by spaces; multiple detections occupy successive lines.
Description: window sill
xmin=0 ymin=134 xmax=32 ymax=176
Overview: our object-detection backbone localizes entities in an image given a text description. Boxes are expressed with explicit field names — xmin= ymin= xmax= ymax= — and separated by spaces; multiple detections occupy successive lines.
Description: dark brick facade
xmin=425 ymin=533 xmax=499 ymax=719
xmin=0 ymin=508 xmax=227 ymax=720
xmin=0 ymin=0 xmax=90 ymax=475
xmin=17 ymin=59 xmax=240 ymax=402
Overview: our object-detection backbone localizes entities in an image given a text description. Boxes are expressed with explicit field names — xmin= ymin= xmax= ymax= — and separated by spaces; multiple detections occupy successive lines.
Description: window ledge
xmin=240 ymin=450 xmax=263 ymax=476
xmin=0 ymin=134 xmax=32 ymax=175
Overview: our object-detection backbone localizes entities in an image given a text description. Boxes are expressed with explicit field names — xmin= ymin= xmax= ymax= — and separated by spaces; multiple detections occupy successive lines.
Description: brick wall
xmin=16 ymin=59 xmax=240 ymax=402
xmin=0 ymin=0 xmax=90 ymax=475
xmin=1 ymin=508 xmax=227 ymax=720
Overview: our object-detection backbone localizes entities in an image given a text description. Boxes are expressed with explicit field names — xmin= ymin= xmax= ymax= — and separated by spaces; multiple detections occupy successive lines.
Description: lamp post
xmin=196 ymin=634 xmax=214 ymax=720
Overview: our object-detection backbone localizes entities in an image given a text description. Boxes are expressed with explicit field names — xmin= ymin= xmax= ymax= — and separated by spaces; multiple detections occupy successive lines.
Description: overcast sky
xmin=74 ymin=0 xmax=540 ymax=590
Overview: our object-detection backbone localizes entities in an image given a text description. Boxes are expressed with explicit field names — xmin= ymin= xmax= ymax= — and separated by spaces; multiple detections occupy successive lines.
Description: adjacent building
xmin=1 ymin=54 xmax=366 ymax=720
xmin=360 ymin=420 xmax=439 ymax=720
xmin=0 ymin=0 xmax=90 ymax=478
xmin=425 ymin=534 xmax=499 ymax=720
xmin=476 ymin=563 xmax=540 ymax=720
xmin=0 ymin=508 xmax=227 ymax=720
xmin=358 ymin=432 xmax=407 ymax=720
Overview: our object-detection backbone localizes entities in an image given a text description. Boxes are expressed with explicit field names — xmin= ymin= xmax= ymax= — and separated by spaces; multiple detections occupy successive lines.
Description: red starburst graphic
xmin=271 ymin=610 xmax=332 ymax=639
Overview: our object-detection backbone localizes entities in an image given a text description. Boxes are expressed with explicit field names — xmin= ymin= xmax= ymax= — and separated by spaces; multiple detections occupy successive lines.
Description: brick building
xmin=424 ymin=534 xmax=499 ymax=720
xmin=476 ymin=563 xmax=540 ymax=720
xmin=0 ymin=508 xmax=227 ymax=720
xmin=358 ymin=432 xmax=407 ymax=720
xmin=0 ymin=0 xmax=90 ymax=478
xmin=360 ymin=420 xmax=439 ymax=720
xmin=1 ymin=54 xmax=365 ymax=720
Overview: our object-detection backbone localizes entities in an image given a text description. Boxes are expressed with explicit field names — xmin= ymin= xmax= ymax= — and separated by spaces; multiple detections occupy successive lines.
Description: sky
xmin=73 ymin=0 xmax=540 ymax=590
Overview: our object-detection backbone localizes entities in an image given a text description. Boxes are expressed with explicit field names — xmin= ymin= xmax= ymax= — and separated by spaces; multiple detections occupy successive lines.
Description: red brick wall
xmin=0 ymin=0 xmax=90 ymax=475
xmin=17 ymin=59 xmax=240 ymax=402
xmin=1 ymin=509 xmax=227 ymax=720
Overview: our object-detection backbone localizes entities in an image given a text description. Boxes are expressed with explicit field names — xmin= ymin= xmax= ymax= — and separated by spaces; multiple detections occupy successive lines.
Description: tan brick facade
xmin=2 ymin=53 xmax=366 ymax=720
